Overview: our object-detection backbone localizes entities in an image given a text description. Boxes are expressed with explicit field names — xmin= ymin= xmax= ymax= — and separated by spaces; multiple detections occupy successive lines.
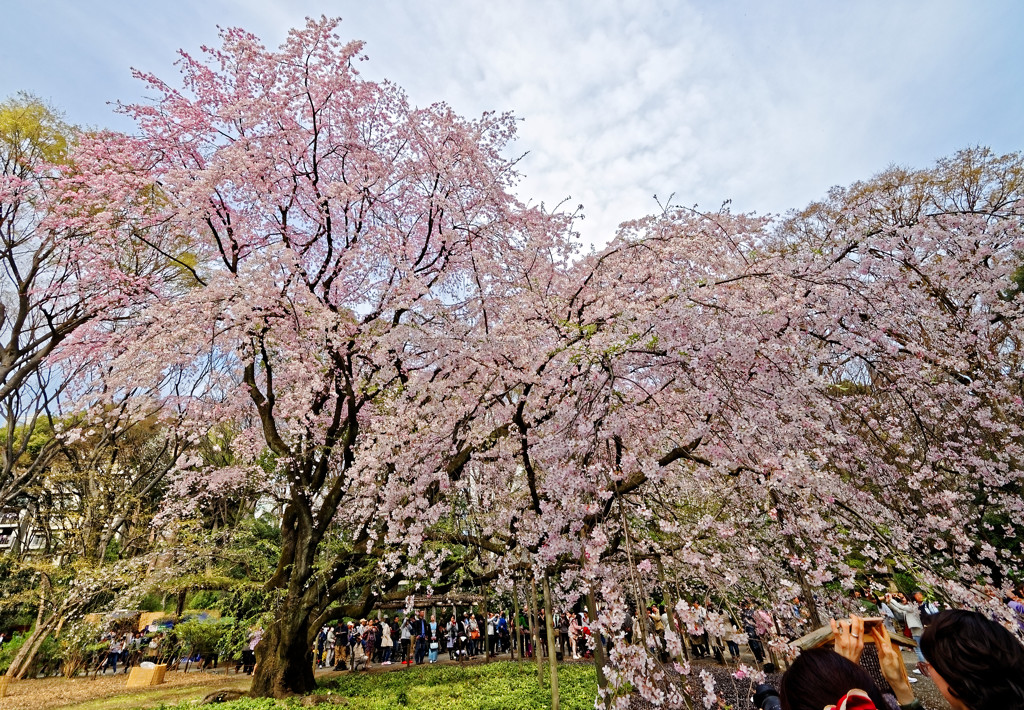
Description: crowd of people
xmin=308 ymin=582 xmax=1024 ymax=683
xmin=94 ymin=629 xmax=224 ymax=674
xmin=97 ymin=630 xmax=149 ymax=674
xmin=313 ymin=608 xmax=592 ymax=671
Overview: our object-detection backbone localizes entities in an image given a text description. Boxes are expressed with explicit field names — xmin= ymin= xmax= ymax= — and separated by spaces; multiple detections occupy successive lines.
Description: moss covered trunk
xmin=250 ymin=595 xmax=317 ymax=697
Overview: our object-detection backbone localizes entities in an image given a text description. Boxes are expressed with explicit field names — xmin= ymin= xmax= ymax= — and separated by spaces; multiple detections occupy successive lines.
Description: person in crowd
xmin=241 ymin=628 xmax=260 ymax=674
xmin=325 ymin=624 xmax=336 ymax=667
xmin=829 ymin=614 xmax=917 ymax=709
xmin=464 ymin=612 xmax=478 ymax=657
xmin=689 ymin=603 xmax=708 ymax=658
xmin=363 ymin=620 xmax=377 ymax=668
xmin=497 ymin=611 xmax=510 ymax=655
xmin=660 ymin=606 xmax=670 ymax=645
xmin=885 ymin=592 xmax=925 ymax=663
xmin=350 ymin=634 xmax=367 ymax=671
xmin=126 ymin=631 xmax=142 ymax=672
xmin=779 ymin=647 xmax=891 ymax=710
xmin=147 ymin=632 xmax=161 ymax=664
xmin=414 ymin=627 xmax=428 ymax=665
xmin=412 ymin=611 xmax=429 ymax=664
xmin=846 ymin=589 xmax=873 ymax=616
xmin=428 ymin=623 xmax=440 ymax=663
xmin=347 ymin=621 xmax=361 ymax=667
xmin=400 ymin=615 xmax=412 ymax=664
xmin=741 ymin=601 xmax=766 ymax=665
xmin=875 ymin=593 xmax=897 ymax=634
xmin=446 ymin=615 xmax=459 ymax=660
xmin=486 ymin=612 xmax=497 ymax=657
xmin=388 ymin=617 xmax=400 ymax=662
xmin=518 ymin=609 xmax=532 ymax=657
xmin=558 ymin=610 xmax=570 ymax=659
xmin=104 ymin=634 xmax=123 ymax=674
xmin=919 ymin=609 xmax=1024 ymax=710
xmin=329 ymin=624 xmax=346 ymax=670
xmin=580 ymin=612 xmax=593 ymax=659
xmin=429 ymin=613 xmax=438 ymax=653
xmin=724 ymin=613 xmax=741 ymax=662
xmin=568 ymin=610 xmax=583 ymax=659
xmin=379 ymin=617 xmax=393 ymax=664
xmin=915 ymin=592 xmax=940 ymax=628
xmin=315 ymin=625 xmax=327 ymax=667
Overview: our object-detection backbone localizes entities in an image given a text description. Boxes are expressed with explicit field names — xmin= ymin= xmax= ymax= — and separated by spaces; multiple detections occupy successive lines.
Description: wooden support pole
xmin=586 ymin=586 xmax=609 ymax=707
xmin=542 ymin=574 xmax=560 ymax=710
xmin=512 ymin=582 xmax=523 ymax=662
xmin=529 ymin=576 xmax=543 ymax=686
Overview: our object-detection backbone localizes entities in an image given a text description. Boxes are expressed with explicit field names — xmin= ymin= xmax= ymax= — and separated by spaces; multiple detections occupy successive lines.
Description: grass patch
xmin=149 ymin=662 xmax=598 ymax=710
xmin=319 ymin=661 xmax=598 ymax=710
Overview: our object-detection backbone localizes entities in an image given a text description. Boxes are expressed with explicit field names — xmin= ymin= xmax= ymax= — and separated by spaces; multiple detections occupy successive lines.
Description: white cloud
xmin=2 ymin=0 xmax=1021 ymax=247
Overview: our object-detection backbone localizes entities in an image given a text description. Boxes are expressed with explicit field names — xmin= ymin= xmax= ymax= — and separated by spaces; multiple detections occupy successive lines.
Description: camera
xmin=753 ymin=683 xmax=781 ymax=710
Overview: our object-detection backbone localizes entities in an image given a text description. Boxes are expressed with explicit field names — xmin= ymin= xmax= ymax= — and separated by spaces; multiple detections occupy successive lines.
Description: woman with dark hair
xmin=781 ymin=616 xmax=917 ymax=710
xmin=919 ymin=609 xmax=1024 ymax=710
xmin=779 ymin=648 xmax=889 ymax=710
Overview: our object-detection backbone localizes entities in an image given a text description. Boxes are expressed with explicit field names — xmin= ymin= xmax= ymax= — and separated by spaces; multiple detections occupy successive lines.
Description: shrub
xmin=175 ymin=618 xmax=231 ymax=659
xmin=0 ymin=631 xmax=28 ymax=674
xmin=58 ymin=621 xmax=105 ymax=678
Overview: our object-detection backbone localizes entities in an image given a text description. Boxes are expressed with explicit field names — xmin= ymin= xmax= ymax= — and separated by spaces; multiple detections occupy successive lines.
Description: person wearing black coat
xmin=411 ymin=611 xmax=429 ymax=664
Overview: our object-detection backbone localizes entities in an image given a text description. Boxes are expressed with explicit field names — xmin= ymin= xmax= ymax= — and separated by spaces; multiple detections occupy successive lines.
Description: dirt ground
xmin=0 ymin=669 xmax=251 ymax=710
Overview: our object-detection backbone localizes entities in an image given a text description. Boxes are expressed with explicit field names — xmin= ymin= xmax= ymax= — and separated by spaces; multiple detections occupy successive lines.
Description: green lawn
xmin=155 ymin=662 xmax=598 ymax=710
xmin=319 ymin=661 xmax=598 ymax=710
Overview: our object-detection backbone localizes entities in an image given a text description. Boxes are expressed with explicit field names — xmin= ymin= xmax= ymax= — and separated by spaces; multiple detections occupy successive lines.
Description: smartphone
xmin=861 ymin=617 xmax=884 ymax=632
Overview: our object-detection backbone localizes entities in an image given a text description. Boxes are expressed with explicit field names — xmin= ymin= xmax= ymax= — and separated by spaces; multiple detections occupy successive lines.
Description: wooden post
xmin=512 ymin=583 xmax=523 ymax=662
xmin=542 ymin=574 xmax=560 ymax=710
xmin=671 ymin=570 xmax=689 ymax=662
xmin=529 ymin=577 xmax=543 ymax=686
xmin=483 ymin=590 xmax=490 ymax=662
xmin=586 ymin=586 xmax=609 ymax=707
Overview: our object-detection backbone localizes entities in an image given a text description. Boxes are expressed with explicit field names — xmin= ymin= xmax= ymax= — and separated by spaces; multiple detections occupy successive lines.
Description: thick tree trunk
xmin=250 ymin=508 xmax=324 ymax=699
xmin=6 ymin=617 xmax=59 ymax=680
xmin=250 ymin=607 xmax=317 ymax=698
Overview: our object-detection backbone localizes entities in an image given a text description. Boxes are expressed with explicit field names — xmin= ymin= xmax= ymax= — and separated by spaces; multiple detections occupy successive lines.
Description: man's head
xmin=913 ymin=591 xmax=925 ymax=603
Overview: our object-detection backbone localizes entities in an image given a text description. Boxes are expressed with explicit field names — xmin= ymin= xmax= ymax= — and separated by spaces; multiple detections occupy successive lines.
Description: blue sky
xmin=2 ymin=0 xmax=1022 ymax=247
